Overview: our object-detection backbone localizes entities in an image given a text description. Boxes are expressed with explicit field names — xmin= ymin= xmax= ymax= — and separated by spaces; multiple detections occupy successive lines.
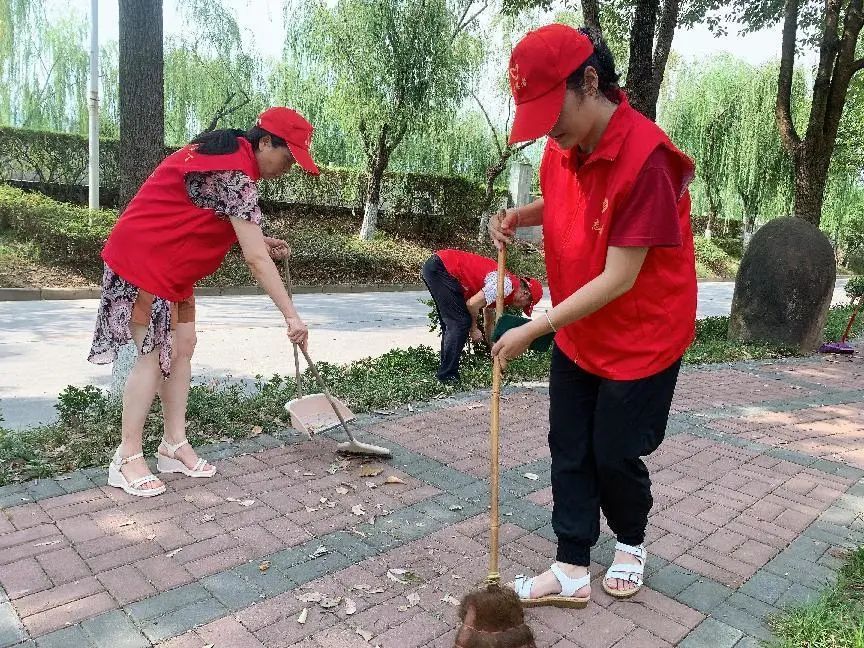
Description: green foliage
xmin=661 ymin=57 xmax=799 ymax=226
xmin=693 ymin=235 xmax=737 ymax=278
xmin=768 ymin=546 xmax=864 ymax=648
xmin=846 ymin=275 xmax=864 ymax=299
xmin=4 ymin=305 xmax=862 ymax=485
xmin=0 ymin=184 xmax=115 ymax=268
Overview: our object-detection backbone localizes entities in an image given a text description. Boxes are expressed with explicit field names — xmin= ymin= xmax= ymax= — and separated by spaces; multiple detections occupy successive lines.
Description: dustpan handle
xmin=282 ymin=260 xmax=303 ymax=397
xmin=488 ymin=245 xmax=506 ymax=584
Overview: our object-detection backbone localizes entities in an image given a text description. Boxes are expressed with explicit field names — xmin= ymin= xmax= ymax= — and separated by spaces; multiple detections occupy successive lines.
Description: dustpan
xmin=491 ymin=313 xmax=555 ymax=352
xmin=281 ymin=261 xmax=390 ymax=457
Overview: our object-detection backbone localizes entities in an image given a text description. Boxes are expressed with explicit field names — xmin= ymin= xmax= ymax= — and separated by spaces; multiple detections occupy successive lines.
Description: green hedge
xmin=0 ymin=125 xmax=503 ymax=240
xmin=0 ymin=185 xmax=114 ymax=270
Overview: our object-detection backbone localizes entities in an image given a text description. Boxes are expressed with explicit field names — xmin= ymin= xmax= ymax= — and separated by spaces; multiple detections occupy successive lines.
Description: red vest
xmin=437 ymin=249 xmax=520 ymax=306
xmin=540 ymin=97 xmax=697 ymax=380
xmin=102 ymin=139 xmax=261 ymax=302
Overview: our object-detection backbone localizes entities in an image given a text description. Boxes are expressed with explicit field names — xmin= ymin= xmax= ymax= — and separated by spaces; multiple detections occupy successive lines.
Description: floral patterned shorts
xmin=87 ymin=265 xmax=195 ymax=378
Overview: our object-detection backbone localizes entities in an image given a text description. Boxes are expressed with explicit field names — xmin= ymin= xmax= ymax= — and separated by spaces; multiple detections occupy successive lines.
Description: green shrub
xmin=845 ymin=275 xmax=864 ymax=299
xmin=693 ymin=235 xmax=735 ymax=277
xmin=0 ymin=185 xmax=115 ymax=273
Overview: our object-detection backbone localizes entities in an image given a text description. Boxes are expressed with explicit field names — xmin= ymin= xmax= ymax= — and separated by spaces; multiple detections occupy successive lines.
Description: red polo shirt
xmin=540 ymin=95 xmax=697 ymax=380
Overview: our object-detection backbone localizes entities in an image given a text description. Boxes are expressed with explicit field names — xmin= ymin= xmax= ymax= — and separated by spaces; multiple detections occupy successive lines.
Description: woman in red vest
xmin=489 ymin=25 xmax=697 ymax=606
xmin=421 ymin=249 xmax=543 ymax=382
xmin=88 ymin=107 xmax=319 ymax=498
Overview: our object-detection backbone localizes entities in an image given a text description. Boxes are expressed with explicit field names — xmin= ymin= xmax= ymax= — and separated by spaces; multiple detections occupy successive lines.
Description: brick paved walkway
xmin=1 ymin=350 xmax=862 ymax=648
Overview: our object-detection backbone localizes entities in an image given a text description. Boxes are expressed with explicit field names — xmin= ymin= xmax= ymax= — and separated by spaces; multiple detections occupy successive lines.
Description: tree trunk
xmin=792 ymin=144 xmax=832 ymax=226
xmin=626 ymin=0 xmax=660 ymax=120
xmin=580 ymin=0 xmax=602 ymax=33
xmin=118 ymin=0 xmax=164 ymax=209
xmin=477 ymin=153 xmax=510 ymax=243
xmin=359 ymin=127 xmax=390 ymax=241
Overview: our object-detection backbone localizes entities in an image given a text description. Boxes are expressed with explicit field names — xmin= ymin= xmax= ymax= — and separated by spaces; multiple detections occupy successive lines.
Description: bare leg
xmin=118 ymin=324 xmax=164 ymax=491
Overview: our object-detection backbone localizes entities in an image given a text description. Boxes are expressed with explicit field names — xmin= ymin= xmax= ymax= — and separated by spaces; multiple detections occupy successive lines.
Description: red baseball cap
xmin=523 ymin=277 xmax=544 ymax=316
xmin=508 ymin=24 xmax=594 ymax=145
xmin=256 ymin=107 xmax=320 ymax=175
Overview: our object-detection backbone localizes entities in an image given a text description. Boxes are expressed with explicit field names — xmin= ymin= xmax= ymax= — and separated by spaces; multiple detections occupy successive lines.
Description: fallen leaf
xmin=320 ymin=596 xmax=342 ymax=609
xmin=117 ymin=520 xmax=135 ymax=528
xmin=227 ymin=497 xmax=255 ymax=507
xmin=296 ymin=591 xmax=323 ymax=603
xmin=250 ymin=425 xmax=263 ymax=437
xmin=441 ymin=594 xmax=460 ymax=606
xmin=406 ymin=593 xmax=420 ymax=607
xmin=325 ymin=501 xmax=337 ymax=508
xmin=341 ymin=482 xmax=358 ymax=491
xmin=305 ymin=506 xmax=321 ymax=513
xmin=360 ymin=466 xmax=384 ymax=477
xmin=302 ymin=472 xmax=315 ymax=476
xmin=200 ymin=514 xmax=216 ymax=523
xmin=146 ymin=534 xmax=157 ymax=541
xmin=309 ymin=545 xmax=329 ymax=559
xmin=365 ymin=481 xmax=377 ymax=489
xmin=353 ymin=584 xmax=371 ymax=592
xmin=384 ymin=476 xmax=406 ymax=485
xmin=297 ymin=608 xmax=308 ymax=624
xmin=335 ymin=487 xmax=350 ymax=495
xmin=407 ymin=404 xmax=414 ymax=412
xmin=386 ymin=568 xmax=409 ymax=585
xmin=523 ymin=473 xmax=539 ymax=481
xmin=33 ymin=540 xmax=61 ymax=547
xmin=166 ymin=548 xmax=183 ymax=558
xmin=368 ymin=587 xmax=385 ymax=594
xmin=351 ymin=505 xmax=366 ymax=516
xmin=372 ymin=409 xmax=394 ymax=416
xmin=448 ymin=505 xmax=463 ymax=511
xmin=356 ymin=627 xmax=374 ymax=641
xmin=259 ymin=561 xmax=271 ymax=572
xmin=345 ymin=598 xmax=357 ymax=615
xmin=320 ymin=497 xmax=328 ymax=504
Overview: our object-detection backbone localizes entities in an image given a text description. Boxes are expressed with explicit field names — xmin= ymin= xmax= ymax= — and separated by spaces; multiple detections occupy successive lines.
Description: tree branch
xmin=776 ymin=0 xmax=802 ymax=152
xmin=471 ymin=90 xmax=503 ymax=157
xmin=581 ymin=0 xmax=602 ymax=33
xmin=452 ymin=0 xmax=487 ymax=41
xmin=806 ymin=0 xmax=842 ymax=142
xmin=854 ymin=57 xmax=864 ymax=74
xmin=652 ymin=0 xmax=680 ymax=96
xmin=824 ymin=0 xmax=864 ymax=143
xmin=203 ymin=89 xmax=250 ymax=133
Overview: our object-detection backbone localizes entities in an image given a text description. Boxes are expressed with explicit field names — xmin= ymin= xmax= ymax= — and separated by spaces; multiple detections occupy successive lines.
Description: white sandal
xmin=107 ymin=449 xmax=166 ymax=497
xmin=156 ymin=438 xmax=216 ymax=478
xmin=602 ymin=542 xmax=646 ymax=599
xmin=513 ymin=563 xmax=591 ymax=608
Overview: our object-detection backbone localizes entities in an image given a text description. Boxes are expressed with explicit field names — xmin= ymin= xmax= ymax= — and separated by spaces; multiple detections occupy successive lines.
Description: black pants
xmin=421 ymin=255 xmax=471 ymax=382
xmin=549 ymin=344 xmax=681 ymax=566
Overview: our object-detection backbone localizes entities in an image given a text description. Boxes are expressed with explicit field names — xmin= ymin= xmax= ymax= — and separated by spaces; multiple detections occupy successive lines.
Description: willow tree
xmin=163 ymin=0 xmax=268 ymax=144
xmin=302 ymin=0 xmax=483 ymax=240
xmin=663 ymin=56 xmax=745 ymax=236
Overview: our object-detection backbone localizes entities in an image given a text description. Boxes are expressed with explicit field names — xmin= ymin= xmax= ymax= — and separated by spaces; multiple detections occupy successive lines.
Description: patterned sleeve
xmin=185 ymin=171 xmax=263 ymax=225
xmin=482 ymin=272 xmax=514 ymax=305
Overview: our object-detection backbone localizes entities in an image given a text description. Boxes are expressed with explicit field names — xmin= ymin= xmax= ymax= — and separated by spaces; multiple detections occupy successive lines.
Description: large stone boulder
xmin=729 ymin=217 xmax=836 ymax=351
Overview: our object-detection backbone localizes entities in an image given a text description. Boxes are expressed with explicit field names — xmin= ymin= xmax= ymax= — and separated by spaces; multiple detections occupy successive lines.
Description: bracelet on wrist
xmin=545 ymin=311 xmax=557 ymax=333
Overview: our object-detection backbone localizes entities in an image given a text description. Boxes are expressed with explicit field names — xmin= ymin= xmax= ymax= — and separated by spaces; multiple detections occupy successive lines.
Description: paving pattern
xmin=1 ymin=350 xmax=862 ymax=647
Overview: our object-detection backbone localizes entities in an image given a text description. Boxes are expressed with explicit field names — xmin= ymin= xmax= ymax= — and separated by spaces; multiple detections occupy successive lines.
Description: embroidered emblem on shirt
xmin=602 ymin=198 xmax=609 ymax=213
xmin=592 ymin=219 xmax=604 ymax=234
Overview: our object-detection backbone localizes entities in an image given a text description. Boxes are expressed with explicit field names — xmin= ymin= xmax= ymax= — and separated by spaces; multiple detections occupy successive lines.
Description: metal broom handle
xmin=487 ymin=245 xmax=506 ymax=585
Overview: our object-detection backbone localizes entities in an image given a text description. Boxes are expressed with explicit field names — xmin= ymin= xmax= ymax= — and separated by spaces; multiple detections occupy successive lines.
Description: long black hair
xmin=565 ymin=27 xmax=621 ymax=103
xmin=189 ymin=125 xmax=288 ymax=155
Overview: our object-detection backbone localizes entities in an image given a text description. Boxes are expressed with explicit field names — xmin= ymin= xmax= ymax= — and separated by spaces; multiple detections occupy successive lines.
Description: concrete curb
xmin=0 ymin=283 xmax=428 ymax=302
